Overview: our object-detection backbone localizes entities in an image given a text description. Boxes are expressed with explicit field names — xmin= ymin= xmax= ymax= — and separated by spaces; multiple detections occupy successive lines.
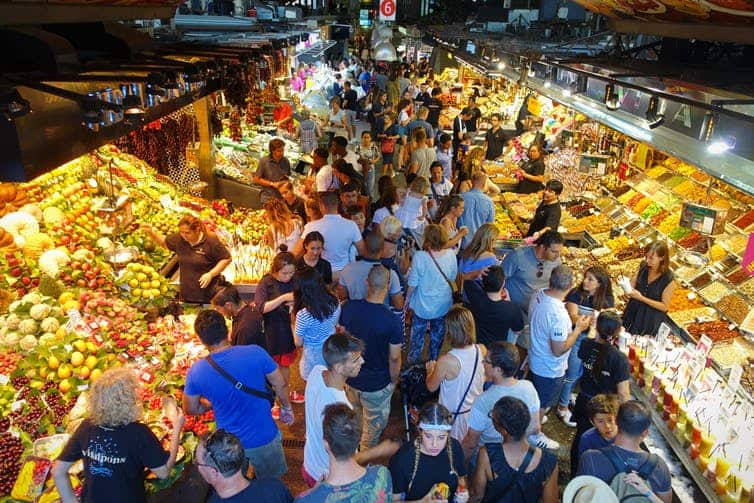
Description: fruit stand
xmin=0 ymin=144 xmax=275 ymax=501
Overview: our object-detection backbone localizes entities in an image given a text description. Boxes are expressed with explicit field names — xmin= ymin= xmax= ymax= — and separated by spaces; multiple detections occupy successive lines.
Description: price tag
xmin=77 ymin=384 xmax=89 ymax=392
xmin=0 ymin=374 xmax=9 ymax=386
xmin=63 ymin=344 xmax=73 ymax=352
xmin=159 ymin=194 xmax=174 ymax=209
xmin=696 ymin=335 xmax=713 ymax=356
xmin=11 ymin=400 xmax=25 ymax=412
xmin=728 ymin=365 xmax=743 ymax=391
xmin=656 ymin=322 xmax=671 ymax=349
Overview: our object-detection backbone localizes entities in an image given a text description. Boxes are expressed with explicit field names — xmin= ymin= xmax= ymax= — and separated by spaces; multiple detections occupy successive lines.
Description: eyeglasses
xmin=482 ymin=359 xmax=493 ymax=365
xmin=536 ymin=262 xmax=544 ymax=278
xmin=195 ymin=429 xmax=225 ymax=471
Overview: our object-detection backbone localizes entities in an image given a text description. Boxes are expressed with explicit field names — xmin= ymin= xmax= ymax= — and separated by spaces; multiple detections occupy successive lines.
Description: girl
xmin=558 ymin=266 xmax=615 ymax=427
xmin=457 ymin=223 xmax=500 ymax=280
xmin=389 ymin=403 xmax=468 ymax=502
xmin=379 ymin=113 xmax=400 ymax=177
xmin=570 ymin=311 xmax=631 ymax=474
xmin=254 ymin=249 xmax=302 ymax=412
xmin=295 ymin=231 xmax=333 ymax=286
xmin=264 ymin=198 xmax=303 ymax=253
xmin=380 ymin=216 xmax=408 ymax=293
xmin=332 ymin=158 xmax=366 ymax=196
xmin=394 ymin=176 xmax=430 ymax=244
xmin=293 ymin=266 xmax=341 ymax=381
xmin=426 ymin=305 xmax=485 ymax=443
xmin=471 ymin=397 xmax=558 ymax=503
xmin=436 ymin=195 xmax=468 ymax=253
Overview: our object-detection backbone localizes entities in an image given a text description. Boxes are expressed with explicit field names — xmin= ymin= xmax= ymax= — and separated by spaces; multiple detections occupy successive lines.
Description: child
xmin=573 ymin=394 xmax=619 ymax=473
xmin=394 ymin=176 xmax=430 ymax=245
xmin=346 ymin=205 xmax=367 ymax=262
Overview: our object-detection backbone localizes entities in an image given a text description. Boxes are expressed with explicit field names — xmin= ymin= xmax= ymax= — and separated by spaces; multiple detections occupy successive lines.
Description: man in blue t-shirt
xmin=341 ymin=265 xmax=403 ymax=450
xmin=183 ymin=309 xmax=294 ymax=479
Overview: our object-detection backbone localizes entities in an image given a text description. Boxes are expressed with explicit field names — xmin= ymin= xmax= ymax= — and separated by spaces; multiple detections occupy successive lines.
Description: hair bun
xmin=278 ymin=244 xmax=289 ymax=253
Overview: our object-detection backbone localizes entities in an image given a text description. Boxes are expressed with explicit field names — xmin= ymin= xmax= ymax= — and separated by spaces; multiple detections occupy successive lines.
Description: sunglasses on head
xmin=195 ymin=429 xmax=225 ymax=470
xmin=536 ymin=262 xmax=544 ymax=278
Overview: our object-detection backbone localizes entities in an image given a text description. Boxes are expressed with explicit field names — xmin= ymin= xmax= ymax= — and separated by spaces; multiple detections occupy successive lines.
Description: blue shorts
xmin=529 ymin=372 xmax=565 ymax=410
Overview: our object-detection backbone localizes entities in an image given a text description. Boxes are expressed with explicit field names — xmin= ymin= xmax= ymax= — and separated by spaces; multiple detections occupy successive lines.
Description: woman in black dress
xmin=622 ymin=241 xmax=676 ymax=336
xmin=471 ymin=396 xmax=558 ymax=503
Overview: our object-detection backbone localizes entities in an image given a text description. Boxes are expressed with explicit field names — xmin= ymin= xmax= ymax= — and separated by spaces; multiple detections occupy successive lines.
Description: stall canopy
xmin=0 ymin=23 xmax=275 ymax=182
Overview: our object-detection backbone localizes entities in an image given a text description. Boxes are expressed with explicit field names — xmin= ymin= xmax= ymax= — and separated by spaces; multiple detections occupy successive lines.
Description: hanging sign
xmin=378 ymin=0 xmax=396 ymax=21
xmin=679 ymin=202 xmax=726 ymax=235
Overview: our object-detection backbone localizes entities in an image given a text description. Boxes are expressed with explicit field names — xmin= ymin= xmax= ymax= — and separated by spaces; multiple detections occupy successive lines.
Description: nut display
xmin=725 ymin=268 xmax=750 ymax=286
xmin=699 ymin=280 xmax=730 ymax=303
xmin=717 ymin=294 xmax=749 ymax=325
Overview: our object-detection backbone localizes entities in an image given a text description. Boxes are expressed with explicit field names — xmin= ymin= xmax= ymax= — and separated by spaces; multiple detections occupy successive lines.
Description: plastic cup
xmin=668 ymin=413 xmax=677 ymax=431
xmin=700 ymin=433 xmax=715 ymax=457
xmin=692 ymin=423 xmax=702 ymax=445
xmin=716 ymin=456 xmax=732 ymax=479
xmin=689 ymin=443 xmax=700 ymax=460
xmin=698 ymin=454 xmax=711 ymax=472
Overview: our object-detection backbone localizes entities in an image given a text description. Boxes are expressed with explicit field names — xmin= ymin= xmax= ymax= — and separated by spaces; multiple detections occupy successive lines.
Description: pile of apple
xmin=115 ymin=263 xmax=176 ymax=309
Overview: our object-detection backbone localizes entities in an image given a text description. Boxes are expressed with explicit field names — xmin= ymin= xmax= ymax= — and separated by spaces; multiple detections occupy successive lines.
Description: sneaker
xmin=290 ymin=390 xmax=305 ymax=404
xmin=556 ymin=408 xmax=577 ymax=428
xmin=528 ymin=432 xmax=560 ymax=451
xmin=541 ymin=414 xmax=548 ymax=425
xmin=271 ymin=405 xmax=280 ymax=420
xmin=569 ymin=393 xmax=578 ymax=407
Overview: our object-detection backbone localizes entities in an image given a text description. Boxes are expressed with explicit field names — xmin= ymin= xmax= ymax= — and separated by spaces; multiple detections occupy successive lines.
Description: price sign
xmin=656 ymin=322 xmax=671 ymax=349
xmin=696 ymin=334 xmax=713 ymax=356
xmin=378 ymin=0 xmax=396 ymax=21
xmin=679 ymin=202 xmax=725 ymax=235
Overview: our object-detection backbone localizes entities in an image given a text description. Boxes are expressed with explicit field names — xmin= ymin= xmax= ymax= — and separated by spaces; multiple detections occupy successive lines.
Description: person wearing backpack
xmin=577 ymin=401 xmax=672 ymax=503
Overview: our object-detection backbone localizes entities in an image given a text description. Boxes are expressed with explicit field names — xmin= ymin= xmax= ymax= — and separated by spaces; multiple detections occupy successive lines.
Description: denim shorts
xmin=529 ymin=372 xmax=566 ymax=410
xmin=244 ymin=430 xmax=287 ymax=479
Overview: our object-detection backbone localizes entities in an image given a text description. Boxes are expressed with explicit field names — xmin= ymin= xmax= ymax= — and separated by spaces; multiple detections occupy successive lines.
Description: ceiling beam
xmin=608 ymin=19 xmax=754 ymax=46
xmin=0 ymin=4 xmax=176 ymax=26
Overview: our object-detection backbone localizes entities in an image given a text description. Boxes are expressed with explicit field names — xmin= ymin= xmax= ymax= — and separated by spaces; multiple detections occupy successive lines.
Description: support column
xmin=193 ymin=96 xmax=216 ymax=199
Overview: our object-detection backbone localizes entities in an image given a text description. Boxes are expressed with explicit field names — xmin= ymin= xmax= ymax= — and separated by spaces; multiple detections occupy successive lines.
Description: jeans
xmin=365 ymin=167 xmax=376 ymax=199
xmin=408 ymin=313 xmax=446 ymax=364
xmin=559 ymin=332 xmax=587 ymax=407
xmin=244 ymin=430 xmax=287 ymax=479
xmin=347 ymin=383 xmax=394 ymax=450
xmin=529 ymin=372 xmax=566 ymax=410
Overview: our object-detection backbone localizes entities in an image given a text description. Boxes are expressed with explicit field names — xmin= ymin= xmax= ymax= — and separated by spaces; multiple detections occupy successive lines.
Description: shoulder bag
xmin=450 ymin=345 xmax=479 ymax=425
xmin=427 ymin=250 xmax=464 ymax=304
xmin=206 ymin=354 xmax=276 ymax=407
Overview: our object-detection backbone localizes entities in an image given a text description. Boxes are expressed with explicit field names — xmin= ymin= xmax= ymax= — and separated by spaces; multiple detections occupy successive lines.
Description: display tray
xmin=213 ymin=176 xmax=263 ymax=210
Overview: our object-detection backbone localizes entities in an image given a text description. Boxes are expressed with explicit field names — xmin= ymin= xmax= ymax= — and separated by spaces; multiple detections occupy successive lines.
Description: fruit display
xmin=115 ymin=263 xmax=177 ymax=309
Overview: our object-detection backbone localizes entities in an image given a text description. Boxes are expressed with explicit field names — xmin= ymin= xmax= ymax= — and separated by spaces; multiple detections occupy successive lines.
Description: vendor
xmin=515 ymin=144 xmax=546 ymax=194
xmin=254 ymin=138 xmax=291 ymax=203
xmin=622 ymin=241 xmax=676 ymax=337
xmin=526 ymin=180 xmax=563 ymax=238
xmin=483 ymin=113 xmax=510 ymax=161
xmin=144 ymin=215 xmax=231 ymax=304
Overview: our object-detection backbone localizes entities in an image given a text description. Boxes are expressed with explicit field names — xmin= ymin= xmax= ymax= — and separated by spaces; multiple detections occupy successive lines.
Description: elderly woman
xmin=52 ymin=367 xmax=185 ymax=503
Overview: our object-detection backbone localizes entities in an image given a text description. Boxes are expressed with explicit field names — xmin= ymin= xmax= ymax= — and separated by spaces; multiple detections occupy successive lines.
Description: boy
xmin=573 ymin=394 xmax=619 ymax=473
xmin=347 ymin=205 xmax=367 ymax=262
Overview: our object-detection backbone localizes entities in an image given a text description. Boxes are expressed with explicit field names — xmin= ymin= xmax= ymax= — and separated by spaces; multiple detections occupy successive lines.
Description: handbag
xmin=382 ymin=137 xmax=396 ymax=154
xmin=427 ymin=250 xmax=464 ymax=304
xmin=206 ymin=355 xmax=276 ymax=407
xmin=451 ymin=345 xmax=479 ymax=424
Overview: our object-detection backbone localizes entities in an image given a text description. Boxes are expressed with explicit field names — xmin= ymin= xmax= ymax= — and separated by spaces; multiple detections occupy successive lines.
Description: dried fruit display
xmin=668 ymin=288 xmax=704 ymax=312
xmin=699 ymin=281 xmax=730 ymax=303
xmin=686 ymin=320 xmax=740 ymax=343
xmin=725 ymin=268 xmax=750 ymax=286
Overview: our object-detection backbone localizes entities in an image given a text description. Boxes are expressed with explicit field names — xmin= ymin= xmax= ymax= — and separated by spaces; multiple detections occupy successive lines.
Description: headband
xmin=419 ymin=423 xmax=452 ymax=431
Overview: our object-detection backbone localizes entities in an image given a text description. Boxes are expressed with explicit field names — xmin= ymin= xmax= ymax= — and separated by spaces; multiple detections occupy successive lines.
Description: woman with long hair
xmin=389 ymin=403 xmax=468 ymax=502
xmin=570 ymin=310 xmax=631 ymax=474
xmin=557 ymin=266 xmax=615 ymax=427
xmin=264 ymin=198 xmax=303 ymax=253
xmin=458 ymin=223 xmax=500 ymax=280
xmin=622 ymin=241 xmax=676 ymax=336
xmin=435 ymin=195 xmax=468 ymax=253
xmin=332 ymin=158 xmax=366 ymax=196
xmin=295 ymin=231 xmax=333 ymax=286
xmin=52 ymin=367 xmax=185 ymax=502
xmin=144 ymin=214 xmax=231 ymax=303
xmin=293 ymin=266 xmax=341 ymax=381
xmin=328 ymin=96 xmax=349 ymax=142
xmin=471 ymin=397 xmax=558 ymax=503
xmin=254 ymin=249 xmax=303 ymax=411
xmin=426 ymin=305 xmax=486 ymax=442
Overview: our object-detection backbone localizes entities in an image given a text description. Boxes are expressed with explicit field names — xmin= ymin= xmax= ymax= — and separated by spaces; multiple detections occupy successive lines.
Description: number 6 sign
xmin=379 ymin=0 xmax=396 ymax=20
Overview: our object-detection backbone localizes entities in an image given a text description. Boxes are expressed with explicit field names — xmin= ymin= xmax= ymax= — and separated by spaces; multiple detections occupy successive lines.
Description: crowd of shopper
xmin=52 ymin=56 xmax=677 ymax=503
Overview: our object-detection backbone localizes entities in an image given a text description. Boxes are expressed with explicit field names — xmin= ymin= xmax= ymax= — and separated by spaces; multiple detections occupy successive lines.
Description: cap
xmin=563 ymin=476 xmax=619 ymax=503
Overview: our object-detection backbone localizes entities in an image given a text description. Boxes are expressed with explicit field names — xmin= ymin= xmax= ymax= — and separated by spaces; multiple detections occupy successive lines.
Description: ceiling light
xmin=0 ymin=89 xmax=31 ymax=122
xmin=645 ymin=96 xmax=664 ymax=129
xmin=707 ymin=138 xmax=735 ymax=154
xmin=604 ymin=83 xmax=620 ymax=111
xmin=122 ymin=94 xmax=145 ymax=124
xmin=497 ymin=62 xmax=505 ymax=70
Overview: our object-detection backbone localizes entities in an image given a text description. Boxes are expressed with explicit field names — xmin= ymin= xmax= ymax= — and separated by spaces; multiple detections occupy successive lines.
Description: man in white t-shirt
xmin=462 ymin=341 xmax=550 ymax=461
xmin=294 ymin=192 xmax=366 ymax=278
xmin=303 ymin=333 xmax=364 ymax=485
xmin=528 ymin=265 xmax=592 ymax=444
